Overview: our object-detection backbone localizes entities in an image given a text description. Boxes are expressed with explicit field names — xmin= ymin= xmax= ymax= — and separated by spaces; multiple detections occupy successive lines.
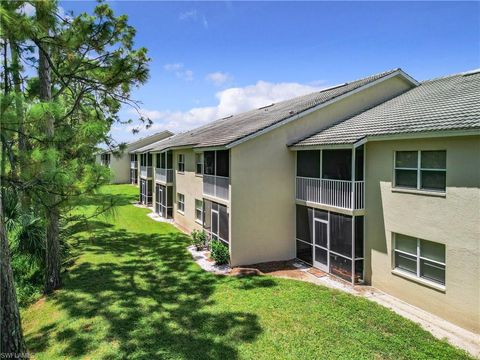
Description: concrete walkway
xmin=189 ymin=249 xmax=480 ymax=358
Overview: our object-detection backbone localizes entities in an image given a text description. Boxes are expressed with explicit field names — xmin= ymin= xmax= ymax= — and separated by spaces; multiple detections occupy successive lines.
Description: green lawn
xmin=21 ymin=184 xmax=471 ymax=360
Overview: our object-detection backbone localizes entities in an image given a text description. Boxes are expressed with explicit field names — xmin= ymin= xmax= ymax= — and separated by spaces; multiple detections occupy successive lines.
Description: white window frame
xmin=394 ymin=150 xmax=446 ymax=191
xmin=195 ymin=153 xmax=203 ymax=175
xmin=178 ymin=154 xmax=185 ymax=173
xmin=393 ymin=233 xmax=446 ymax=288
xmin=177 ymin=193 xmax=185 ymax=214
xmin=195 ymin=199 xmax=203 ymax=224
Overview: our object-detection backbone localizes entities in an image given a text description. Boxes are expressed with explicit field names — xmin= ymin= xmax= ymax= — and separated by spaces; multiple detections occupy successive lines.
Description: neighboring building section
xmin=97 ymin=130 xmax=173 ymax=184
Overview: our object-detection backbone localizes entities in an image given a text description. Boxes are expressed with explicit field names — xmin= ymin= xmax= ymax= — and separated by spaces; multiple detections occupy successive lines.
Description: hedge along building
xmin=96 ymin=130 xmax=173 ymax=184
xmin=130 ymin=68 xmax=479 ymax=333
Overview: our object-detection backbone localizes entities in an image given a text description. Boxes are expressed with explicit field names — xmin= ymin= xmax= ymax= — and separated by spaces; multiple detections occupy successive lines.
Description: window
xmin=195 ymin=153 xmax=203 ymax=175
xmin=195 ymin=199 xmax=203 ymax=223
xmin=395 ymin=150 xmax=446 ymax=191
xmin=178 ymin=154 xmax=185 ymax=173
xmin=393 ymin=233 xmax=446 ymax=286
xmin=177 ymin=193 xmax=185 ymax=213
xmin=101 ymin=153 xmax=111 ymax=166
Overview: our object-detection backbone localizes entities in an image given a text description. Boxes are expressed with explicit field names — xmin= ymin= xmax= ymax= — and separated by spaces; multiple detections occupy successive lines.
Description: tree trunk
xmin=36 ymin=2 xmax=61 ymax=294
xmin=0 ymin=194 xmax=29 ymax=356
xmin=9 ymin=40 xmax=26 ymax=161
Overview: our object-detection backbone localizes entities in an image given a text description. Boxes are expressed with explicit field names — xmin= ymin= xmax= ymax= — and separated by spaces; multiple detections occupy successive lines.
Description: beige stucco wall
xmin=229 ymin=75 xmax=414 ymax=267
xmin=171 ymin=149 xmax=204 ymax=233
xmin=365 ymin=135 xmax=480 ymax=333
xmin=109 ymin=153 xmax=130 ymax=184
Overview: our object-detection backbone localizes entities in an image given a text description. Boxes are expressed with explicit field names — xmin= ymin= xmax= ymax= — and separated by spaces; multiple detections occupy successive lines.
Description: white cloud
xmin=18 ymin=3 xmax=35 ymax=16
xmin=122 ymin=80 xmax=323 ymax=137
xmin=179 ymin=9 xmax=208 ymax=29
xmin=179 ymin=10 xmax=197 ymax=21
xmin=163 ymin=63 xmax=194 ymax=81
xmin=206 ymin=72 xmax=233 ymax=86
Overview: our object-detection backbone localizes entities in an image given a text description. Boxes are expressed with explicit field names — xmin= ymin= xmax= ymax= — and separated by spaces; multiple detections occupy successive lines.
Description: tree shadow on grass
xmin=26 ymin=224 xmax=267 ymax=359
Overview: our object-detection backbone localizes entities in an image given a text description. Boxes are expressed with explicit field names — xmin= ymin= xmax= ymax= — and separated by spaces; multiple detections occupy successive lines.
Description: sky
xmin=55 ymin=1 xmax=479 ymax=143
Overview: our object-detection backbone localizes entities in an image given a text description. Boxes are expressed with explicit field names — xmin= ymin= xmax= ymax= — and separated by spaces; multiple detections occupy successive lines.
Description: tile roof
xmin=139 ymin=69 xmax=406 ymax=153
xmin=292 ymin=70 xmax=480 ymax=147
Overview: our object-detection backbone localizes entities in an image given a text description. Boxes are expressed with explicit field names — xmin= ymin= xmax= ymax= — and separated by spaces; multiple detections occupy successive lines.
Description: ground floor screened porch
xmin=296 ymin=204 xmax=364 ymax=284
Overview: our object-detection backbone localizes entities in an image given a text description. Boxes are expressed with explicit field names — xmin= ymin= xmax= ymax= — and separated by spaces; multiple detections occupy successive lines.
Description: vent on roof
xmin=462 ymin=69 xmax=480 ymax=76
xmin=221 ymin=115 xmax=233 ymax=120
xmin=258 ymin=103 xmax=275 ymax=110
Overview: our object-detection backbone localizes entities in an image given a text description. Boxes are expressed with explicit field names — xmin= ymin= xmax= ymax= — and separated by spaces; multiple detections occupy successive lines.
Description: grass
xmin=21 ymin=184 xmax=472 ymax=360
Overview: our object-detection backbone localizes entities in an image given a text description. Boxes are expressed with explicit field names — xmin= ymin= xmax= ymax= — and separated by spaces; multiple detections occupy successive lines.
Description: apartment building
xmin=96 ymin=130 xmax=172 ymax=184
xmin=130 ymin=68 xmax=480 ymax=333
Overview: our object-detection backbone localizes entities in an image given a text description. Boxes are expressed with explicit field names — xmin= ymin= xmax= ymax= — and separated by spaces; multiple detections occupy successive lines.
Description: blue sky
xmin=58 ymin=1 xmax=479 ymax=143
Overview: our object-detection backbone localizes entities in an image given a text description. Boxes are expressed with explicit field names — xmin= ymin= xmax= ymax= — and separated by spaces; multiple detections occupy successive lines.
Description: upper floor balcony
xmin=130 ymin=160 xmax=138 ymax=169
xmin=202 ymin=150 xmax=229 ymax=201
xmin=140 ymin=166 xmax=153 ymax=178
xmin=295 ymin=147 xmax=364 ymax=211
xmin=203 ymin=175 xmax=229 ymax=201
xmin=155 ymin=167 xmax=174 ymax=184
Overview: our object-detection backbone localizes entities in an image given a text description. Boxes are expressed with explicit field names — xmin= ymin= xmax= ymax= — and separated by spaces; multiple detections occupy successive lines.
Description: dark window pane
xmin=420 ymin=240 xmax=445 ymax=263
xmin=354 ymin=216 xmax=364 ymax=258
xmin=330 ymin=254 xmax=352 ymax=282
xmin=167 ymin=151 xmax=173 ymax=169
xmin=296 ymin=205 xmax=312 ymax=243
xmin=147 ymin=153 xmax=152 ymax=166
xmin=219 ymin=204 xmax=229 ymax=242
xmin=314 ymin=209 xmax=328 ymax=221
xmin=203 ymin=200 xmax=212 ymax=231
xmin=216 ymin=150 xmax=229 ymax=177
xmin=161 ymin=153 xmax=166 ymax=168
xmin=204 ymin=151 xmax=215 ymax=175
xmin=395 ymin=252 xmax=417 ymax=274
xmin=156 ymin=154 xmax=161 ymax=168
xmin=421 ymin=171 xmax=446 ymax=191
xmin=212 ymin=211 xmax=218 ymax=236
xmin=314 ymin=247 xmax=328 ymax=266
xmin=196 ymin=163 xmax=202 ymax=174
xmin=395 ymin=169 xmax=417 ymax=188
xmin=354 ymin=259 xmax=363 ymax=283
xmin=296 ymin=240 xmax=313 ymax=265
xmin=396 ymin=151 xmax=417 ymax=168
xmin=314 ymin=221 xmax=327 ymax=247
xmin=329 ymin=213 xmax=352 ymax=257
xmin=167 ymin=186 xmax=173 ymax=206
xmin=355 ymin=147 xmax=364 ymax=181
xmin=420 ymin=259 xmax=445 ymax=285
xmin=322 ymin=150 xmax=352 ymax=180
xmin=421 ymin=151 xmax=446 ymax=169
xmin=297 ymin=150 xmax=320 ymax=178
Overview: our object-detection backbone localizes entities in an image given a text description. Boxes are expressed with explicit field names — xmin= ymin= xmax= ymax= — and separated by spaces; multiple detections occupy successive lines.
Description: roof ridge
xmin=420 ymin=68 xmax=480 ymax=84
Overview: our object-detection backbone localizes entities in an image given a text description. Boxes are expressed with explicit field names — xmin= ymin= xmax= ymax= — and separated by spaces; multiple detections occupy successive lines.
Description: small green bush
xmin=190 ymin=230 xmax=207 ymax=250
xmin=210 ymin=240 xmax=229 ymax=265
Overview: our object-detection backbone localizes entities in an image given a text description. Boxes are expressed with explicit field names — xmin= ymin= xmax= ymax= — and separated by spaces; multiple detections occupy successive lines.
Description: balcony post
xmin=351 ymin=147 xmax=356 ymax=284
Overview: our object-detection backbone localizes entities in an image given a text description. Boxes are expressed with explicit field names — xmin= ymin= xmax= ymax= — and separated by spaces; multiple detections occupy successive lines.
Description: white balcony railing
xmin=140 ymin=166 xmax=153 ymax=178
xmin=203 ymin=175 xmax=229 ymax=201
xmin=130 ymin=161 xmax=137 ymax=169
xmin=296 ymin=177 xmax=364 ymax=210
xmin=155 ymin=168 xmax=173 ymax=183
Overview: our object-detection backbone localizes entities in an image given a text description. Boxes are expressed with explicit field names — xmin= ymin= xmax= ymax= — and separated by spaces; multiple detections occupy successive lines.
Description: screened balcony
xmin=139 ymin=153 xmax=153 ymax=178
xmin=202 ymin=150 xmax=229 ymax=201
xmin=296 ymin=147 xmax=364 ymax=210
xmin=155 ymin=151 xmax=173 ymax=184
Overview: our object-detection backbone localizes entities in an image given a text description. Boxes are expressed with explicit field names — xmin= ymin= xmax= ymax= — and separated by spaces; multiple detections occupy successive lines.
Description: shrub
xmin=210 ymin=240 xmax=230 ymax=265
xmin=190 ymin=230 xmax=207 ymax=250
